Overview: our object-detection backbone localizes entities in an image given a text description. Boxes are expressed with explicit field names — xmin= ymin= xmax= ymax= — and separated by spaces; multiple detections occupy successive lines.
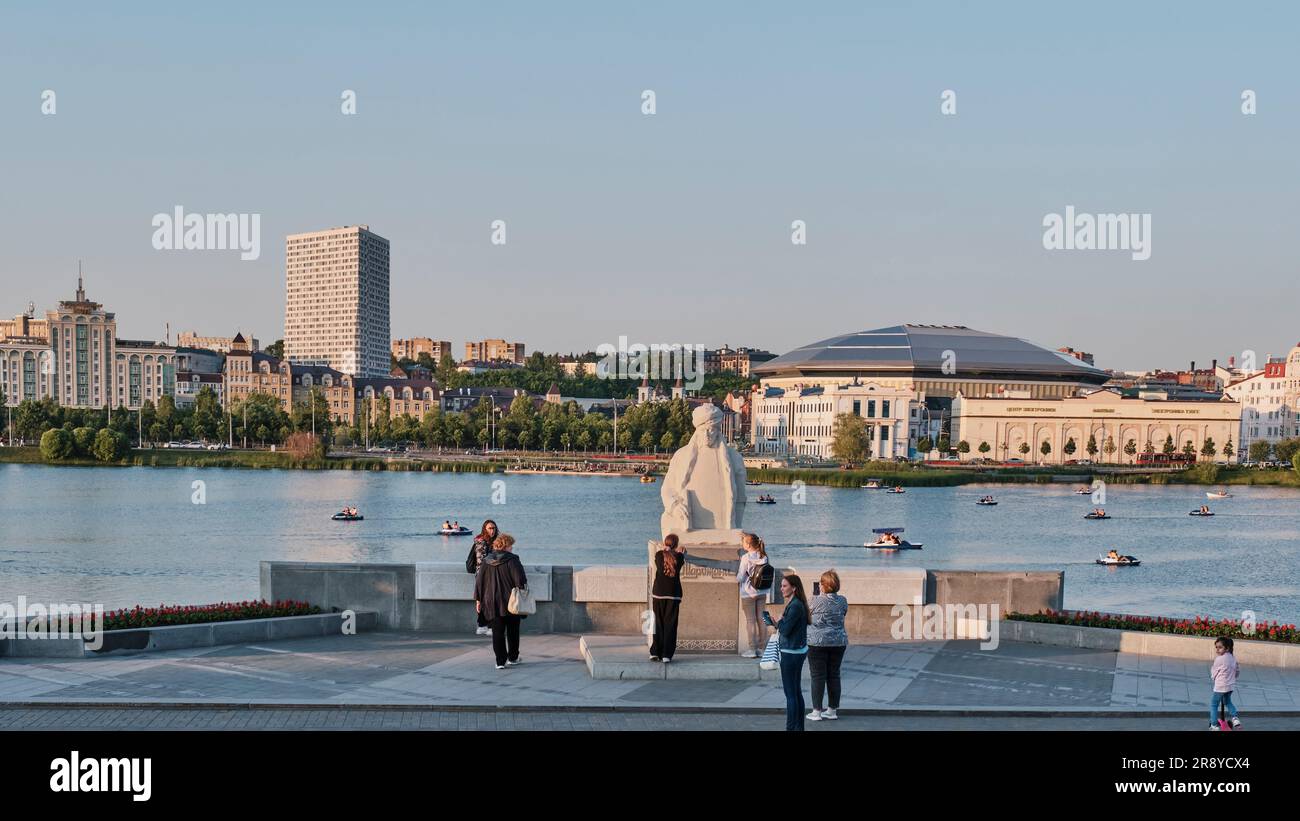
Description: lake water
xmin=2 ymin=463 xmax=1298 ymax=624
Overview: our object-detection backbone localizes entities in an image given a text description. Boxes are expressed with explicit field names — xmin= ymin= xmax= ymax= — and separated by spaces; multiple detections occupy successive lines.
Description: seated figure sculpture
xmin=659 ymin=404 xmax=747 ymax=543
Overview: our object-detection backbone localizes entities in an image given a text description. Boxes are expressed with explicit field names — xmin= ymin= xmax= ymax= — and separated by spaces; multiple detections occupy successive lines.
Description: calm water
xmin=2 ymin=463 xmax=1298 ymax=624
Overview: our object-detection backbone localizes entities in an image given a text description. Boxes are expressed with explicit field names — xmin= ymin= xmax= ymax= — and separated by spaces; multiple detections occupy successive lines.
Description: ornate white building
xmin=751 ymin=381 xmax=919 ymax=460
xmin=1223 ymin=345 xmax=1300 ymax=457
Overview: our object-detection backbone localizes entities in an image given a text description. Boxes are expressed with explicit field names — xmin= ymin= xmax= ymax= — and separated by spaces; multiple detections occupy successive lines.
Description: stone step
xmin=580 ymin=634 xmax=781 ymax=681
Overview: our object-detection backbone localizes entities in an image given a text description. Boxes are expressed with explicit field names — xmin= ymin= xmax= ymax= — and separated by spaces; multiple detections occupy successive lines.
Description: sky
xmin=1 ymin=1 xmax=1297 ymax=372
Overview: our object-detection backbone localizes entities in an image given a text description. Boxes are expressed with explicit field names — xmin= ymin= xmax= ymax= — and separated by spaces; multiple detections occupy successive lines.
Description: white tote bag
xmin=758 ymin=634 xmax=780 ymax=670
xmin=508 ymin=586 xmax=536 ymax=616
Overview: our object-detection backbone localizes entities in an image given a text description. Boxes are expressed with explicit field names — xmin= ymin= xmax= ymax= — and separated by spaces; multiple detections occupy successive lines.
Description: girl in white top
xmin=736 ymin=532 xmax=770 ymax=657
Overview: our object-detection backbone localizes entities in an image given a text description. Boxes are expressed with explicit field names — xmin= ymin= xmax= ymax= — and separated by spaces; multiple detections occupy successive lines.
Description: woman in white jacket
xmin=736 ymin=532 xmax=770 ymax=658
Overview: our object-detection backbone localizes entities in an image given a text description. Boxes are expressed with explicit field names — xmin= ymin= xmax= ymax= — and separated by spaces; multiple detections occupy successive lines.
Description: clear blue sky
xmin=2 ymin=1 xmax=1297 ymax=371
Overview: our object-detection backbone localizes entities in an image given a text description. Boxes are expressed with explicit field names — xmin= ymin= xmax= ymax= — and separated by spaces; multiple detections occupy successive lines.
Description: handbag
xmin=464 ymin=541 xmax=479 ymax=574
xmin=758 ymin=634 xmax=780 ymax=670
xmin=508 ymin=586 xmax=536 ymax=616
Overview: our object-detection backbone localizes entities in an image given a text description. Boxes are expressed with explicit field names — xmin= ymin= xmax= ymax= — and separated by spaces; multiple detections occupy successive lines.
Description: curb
xmin=3 ymin=701 xmax=1299 ymax=717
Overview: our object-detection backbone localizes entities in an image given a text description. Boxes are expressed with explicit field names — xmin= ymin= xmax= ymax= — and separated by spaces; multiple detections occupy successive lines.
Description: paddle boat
xmin=746 ymin=480 xmax=762 ymax=486
xmin=885 ymin=486 xmax=906 ymax=494
xmin=1189 ymin=506 xmax=1215 ymax=517
xmin=640 ymin=474 xmax=657 ymax=483
xmin=1074 ymin=486 xmax=1094 ymax=495
xmin=1083 ymin=509 xmax=1111 ymax=520
xmin=864 ymin=527 xmax=923 ymax=550
xmin=1096 ymin=552 xmax=1140 ymax=567
xmin=862 ymin=478 xmax=883 ymax=489
xmin=755 ymin=494 xmax=776 ymax=505
xmin=332 ymin=508 xmax=364 ymax=521
xmin=1206 ymin=490 xmax=1233 ymax=499
xmin=975 ymin=496 xmax=998 ymax=506
xmin=438 ymin=523 xmax=472 ymax=535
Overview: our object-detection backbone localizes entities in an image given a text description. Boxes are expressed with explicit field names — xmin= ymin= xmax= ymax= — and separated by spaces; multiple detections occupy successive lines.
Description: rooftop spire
xmin=76 ymin=260 xmax=85 ymax=302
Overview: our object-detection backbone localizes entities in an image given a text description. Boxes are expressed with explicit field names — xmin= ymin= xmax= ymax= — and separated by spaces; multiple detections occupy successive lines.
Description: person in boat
xmin=443 ymin=520 xmax=452 ymax=530
xmin=453 ymin=520 xmax=461 ymax=530
xmin=1107 ymin=549 xmax=1120 ymax=561
xmin=1200 ymin=505 xmax=1209 ymax=514
xmin=894 ymin=486 xmax=903 ymax=492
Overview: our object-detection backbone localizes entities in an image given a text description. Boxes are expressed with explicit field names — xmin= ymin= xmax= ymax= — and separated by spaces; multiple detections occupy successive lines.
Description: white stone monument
xmin=659 ymin=404 xmax=747 ymax=545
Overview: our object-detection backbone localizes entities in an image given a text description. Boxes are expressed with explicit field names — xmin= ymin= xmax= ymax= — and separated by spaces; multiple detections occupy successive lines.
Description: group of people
xmin=442 ymin=519 xmax=463 ymax=531
xmin=466 ymin=519 xmax=529 ymax=670
xmin=1090 ymin=507 xmax=1107 ymax=517
xmin=338 ymin=506 xmax=359 ymax=517
xmin=650 ymin=531 xmax=849 ymax=731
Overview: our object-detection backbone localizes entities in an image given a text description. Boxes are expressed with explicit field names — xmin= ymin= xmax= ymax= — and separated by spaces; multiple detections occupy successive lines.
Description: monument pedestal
xmin=648 ymin=537 xmax=743 ymax=654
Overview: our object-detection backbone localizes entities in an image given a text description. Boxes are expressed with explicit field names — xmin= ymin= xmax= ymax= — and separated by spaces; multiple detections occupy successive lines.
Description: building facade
xmin=464 ymin=339 xmax=525 ymax=364
xmin=950 ymin=389 xmax=1242 ymax=465
xmin=113 ymin=340 xmax=177 ymax=410
xmin=1223 ymin=346 xmax=1300 ymax=457
xmin=0 ymin=337 xmax=54 ymax=406
xmin=392 ymin=337 xmax=452 ymax=363
xmin=751 ymin=381 xmax=918 ymax=460
xmin=285 ymin=225 xmax=391 ymax=378
xmin=177 ymin=331 xmax=259 ymax=354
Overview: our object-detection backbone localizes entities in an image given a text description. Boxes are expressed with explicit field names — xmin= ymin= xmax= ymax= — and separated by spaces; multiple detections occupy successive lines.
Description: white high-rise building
xmin=284 ymin=225 xmax=390 ymax=378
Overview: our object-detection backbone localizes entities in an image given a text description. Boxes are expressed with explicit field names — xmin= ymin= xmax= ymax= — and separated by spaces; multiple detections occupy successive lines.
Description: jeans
xmin=490 ymin=615 xmax=521 ymax=666
xmin=650 ymin=598 xmax=680 ymax=659
xmin=779 ymin=651 xmax=807 ymax=731
xmin=741 ymin=594 xmax=766 ymax=653
xmin=1210 ymin=691 xmax=1239 ymax=725
xmin=808 ymin=645 xmax=846 ymax=710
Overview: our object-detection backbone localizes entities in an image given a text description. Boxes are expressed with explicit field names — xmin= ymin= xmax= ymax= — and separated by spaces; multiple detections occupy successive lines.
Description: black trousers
xmin=808 ymin=645 xmax=846 ymax=710
xmin=650 ymin=598 xmax=680 ymax=659
xmin=489 ymin=615 xmax=521 ymax=665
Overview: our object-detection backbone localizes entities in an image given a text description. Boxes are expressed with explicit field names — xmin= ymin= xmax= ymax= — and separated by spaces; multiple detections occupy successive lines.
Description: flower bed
xmin=1008 ymin=609 xmax=1299 ymax=644
xmin=102 ymin=600 xmax=320 ymax=632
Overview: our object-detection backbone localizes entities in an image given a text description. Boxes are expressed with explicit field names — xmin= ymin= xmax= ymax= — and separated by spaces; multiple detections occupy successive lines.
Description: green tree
xmin=1181 ymin=440 xmax=1195 ymax=458
xmin=1124 ymin=439 xmax=1137 ymax=462
xmin=1223 ymin=439 xmax=1234 ymax=459
xmin=956 ymin=440 xmax=970 ymax=455
xmin=72 ymin=426 xmax=96 ymax=456
xmin=1063 ymin=437 xmax=1077 ymax=456
xmin=1039 ymin=439 xmax=1052 ymax=461
xmin=1200 ymin=437 xmax=1217 ymax=460
xmin=1162 ymin=434 xmax=1176 ymax=455
xmin=1018 ymin=442 xmax=1031 ymax=458
xmin=978 ymin=441 xmax=990 ymax=457
xmin=1085 ymin=434 xmax=1098 ymax=458
xmin=1249 ymin=440 xmax=1272 ymax=462
xmin=1103 ymin=436 xmax=1117 ymax=462
xmin=659 ymin=431 xmax=676 ymax=451
xmin=92 ymin=429 xmax=128 ymax=462
xmin=830 ymin=413 xmax=869 ymax=464
xmin=917 ymin=436 xmax=933 ymax=454
xmin=936 ymin=436 xmax=951 ymax=453
xmin=40 ymin=428 xmax=75 ymax=460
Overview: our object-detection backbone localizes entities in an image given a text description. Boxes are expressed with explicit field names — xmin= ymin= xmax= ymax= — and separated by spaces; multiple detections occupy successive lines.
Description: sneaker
xmin=806 ymin=709 xmax=823 ymax=721
xmin=649 ymin=655 xmax=661 ymax=662
xmin=1209 ymin=724 xmax=1220 ymax=731
xmin=505 ymin=659 xmax=521 ymax=667
xmin=741 ymin=650 xmax=758 ymax=659
xmin=475 ymin=626 xmax=490 ymax=636
xmin=1231 ymin=717 xmax=1242 ymax=729
xmin=662 ymin=657 xmax=672 ymax=663
xmin=822 ymin=708 xmax=838 ymax=720
xmin=496 ymin=664 xmax=506 ymax=670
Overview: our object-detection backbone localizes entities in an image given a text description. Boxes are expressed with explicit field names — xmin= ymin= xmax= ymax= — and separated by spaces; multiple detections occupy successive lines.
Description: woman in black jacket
xmin=650 ymin=534 xmax=686 ymax=662
xmin=473 ymin=533 xmax=528 ymax=669
xmin=774 ymin=574 xmax=810 ymax=731
xmin=469 ymin=520 xmax=499 ymax=636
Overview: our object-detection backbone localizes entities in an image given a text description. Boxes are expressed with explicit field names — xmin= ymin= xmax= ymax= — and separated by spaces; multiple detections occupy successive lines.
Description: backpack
xmin=748 ymin=560 xmax=774 ymax=591
xmin=465 ymin=540 xmax=480 ymax=574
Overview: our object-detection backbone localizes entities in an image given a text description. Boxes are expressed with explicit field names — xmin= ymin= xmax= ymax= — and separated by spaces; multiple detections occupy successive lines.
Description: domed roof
xmin=753 ymin=325 xmax=1108 ymax=382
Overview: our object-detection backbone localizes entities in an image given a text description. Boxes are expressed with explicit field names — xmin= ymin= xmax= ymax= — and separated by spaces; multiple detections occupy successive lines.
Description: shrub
xmin=102 ymin=599 xmax=321 ymax=631
xmin=283 ymin=431 xmax=327 ymax=460
xmin=72 ymin=426 xmax=96 ymax=456
xmin=39 ymin=428 xmax=75 ymax=460
xmin=92 ymin=428 xmax=128 ymax=462
xmin=1008 ymin=609 xmax=1298 ymax=644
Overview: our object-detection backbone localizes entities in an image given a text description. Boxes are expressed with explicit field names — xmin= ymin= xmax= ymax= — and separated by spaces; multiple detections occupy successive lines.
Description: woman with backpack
xmin=468 ymin=520 xmax=499 ymax=636
xmin=736 ymin=532 xmax=771 ymax=658
xmin=650 ymin=533 xmax=686 ymax=662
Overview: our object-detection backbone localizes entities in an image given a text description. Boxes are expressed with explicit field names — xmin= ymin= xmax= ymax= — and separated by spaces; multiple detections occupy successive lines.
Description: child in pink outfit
xmin=1209 ymin=637 xmax=1242 ymax=730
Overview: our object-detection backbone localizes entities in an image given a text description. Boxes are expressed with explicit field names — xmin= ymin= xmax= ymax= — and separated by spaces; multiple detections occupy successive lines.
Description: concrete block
xmin=415 ymin=562 xmax=552 ymax=602
xmin=573 ymin=565 xmax=648 ymax=602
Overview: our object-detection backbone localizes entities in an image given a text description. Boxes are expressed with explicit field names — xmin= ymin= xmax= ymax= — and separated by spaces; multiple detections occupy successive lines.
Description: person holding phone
xmin=806 ymin=570 xmax=849 ymax=721
xmin=771 ymin=574 xmax=810 ymax=731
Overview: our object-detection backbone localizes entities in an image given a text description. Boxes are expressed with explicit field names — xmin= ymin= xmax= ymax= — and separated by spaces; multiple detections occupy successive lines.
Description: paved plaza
xmin=2 ymin=632 xmax=1298 ymax=720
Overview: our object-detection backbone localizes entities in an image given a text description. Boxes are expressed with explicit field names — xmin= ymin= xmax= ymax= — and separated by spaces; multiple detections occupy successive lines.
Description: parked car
xmin=1005 ymin=458 xmax=1025 ymax=464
